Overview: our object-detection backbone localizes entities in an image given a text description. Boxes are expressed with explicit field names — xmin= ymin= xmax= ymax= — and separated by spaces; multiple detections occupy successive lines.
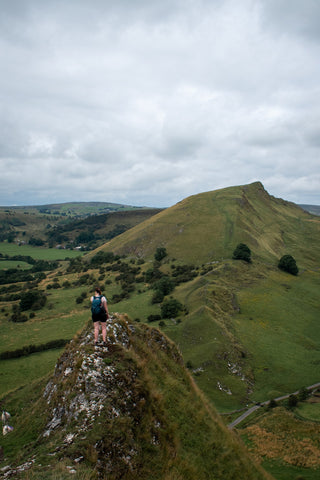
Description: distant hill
xmin=0 ymin=202 xmax=162 ymax=249
xmin=0 ymin=201 xmax=144 ymax=216
xmin=299 ymin=204 xmax=320 ymax=216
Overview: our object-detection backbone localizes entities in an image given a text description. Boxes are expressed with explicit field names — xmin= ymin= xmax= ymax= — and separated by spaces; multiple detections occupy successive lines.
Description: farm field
xmin=0 ymin=242 xmax=83 ymax=260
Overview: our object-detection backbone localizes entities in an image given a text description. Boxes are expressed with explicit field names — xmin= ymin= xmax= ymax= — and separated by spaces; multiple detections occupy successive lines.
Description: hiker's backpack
xmin=91 ymin=295 xmax=103 ymax=315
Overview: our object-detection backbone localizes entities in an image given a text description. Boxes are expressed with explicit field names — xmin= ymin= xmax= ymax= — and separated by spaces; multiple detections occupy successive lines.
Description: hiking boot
xmin=94 ymin=341 xmax=99 ymax=347
xmin=102 ymin=341 xmax=107 ymax=347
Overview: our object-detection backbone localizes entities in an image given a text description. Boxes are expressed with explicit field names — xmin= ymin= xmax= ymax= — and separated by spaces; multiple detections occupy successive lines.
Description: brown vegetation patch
xmin=242 ymin=408 xmax=320 ymax=469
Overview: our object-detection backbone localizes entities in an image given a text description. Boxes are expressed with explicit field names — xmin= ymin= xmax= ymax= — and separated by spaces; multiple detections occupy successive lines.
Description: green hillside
xmin=95 ymin=182 xmax=320 ymax=269
xmin=0 ymin=316 xmax=272 ymax=480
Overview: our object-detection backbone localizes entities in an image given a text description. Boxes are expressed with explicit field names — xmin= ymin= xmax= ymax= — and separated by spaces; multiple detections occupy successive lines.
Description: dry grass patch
xmin=242 ymin=408 xmax=320 ymax=469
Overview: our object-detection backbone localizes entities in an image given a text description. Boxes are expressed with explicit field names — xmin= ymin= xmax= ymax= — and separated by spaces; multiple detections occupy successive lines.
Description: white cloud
xmin=0 ymin=0 xmax=319 ymax=207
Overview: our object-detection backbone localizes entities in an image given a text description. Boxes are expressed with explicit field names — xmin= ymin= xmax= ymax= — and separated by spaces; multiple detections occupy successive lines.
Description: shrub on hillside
xmin=151 ymin=290 xmax=164 ymax=304
xmin=232 ymin=243 xmax=251 ymax=263
xmin=298 ymin=387 xmax=309 ymax=401
xmin=268 ymin=399 xmax=277 ymax=409
xmin=147 ymin=314 xmax=161 ymax=323
xmin=152 ymin=276 xmax=175 ymax=296
xmin=10 ymin=311 xmax=28 ymax=323
xmin=19 ymin=290 xmax=47 ymax=311
xmin=171 ymin=264 xmax=197 ymax=284
xmin=90 ymin=251 xmax=117 ymax=267
xmin=161 ymin=298 xmax=183 ymax=319
xmin=154 ymin=247 xmax=167 ymax=262
xmin=287 ymin=394 xmax=298 ymax=409
xmin=278 ymin=254 xmax=298 ymax=275
xmin=145 ymin=266 xmax=163 ymax=283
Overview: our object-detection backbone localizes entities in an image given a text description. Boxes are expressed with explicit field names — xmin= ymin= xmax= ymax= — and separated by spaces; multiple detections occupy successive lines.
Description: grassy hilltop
xmin=94 ymin=181 xmax=320 ymax=268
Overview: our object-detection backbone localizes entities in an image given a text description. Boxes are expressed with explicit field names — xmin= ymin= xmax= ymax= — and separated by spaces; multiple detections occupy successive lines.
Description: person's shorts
xmin=92 ymin=312 xmax=107 ymax=323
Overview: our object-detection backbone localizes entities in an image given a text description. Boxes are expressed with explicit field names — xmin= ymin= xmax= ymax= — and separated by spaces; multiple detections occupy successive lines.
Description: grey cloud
xmin=0 ymin=0 xmax=319 ymax=207
xmin=260 ymin=0 xmax=320 ymax=41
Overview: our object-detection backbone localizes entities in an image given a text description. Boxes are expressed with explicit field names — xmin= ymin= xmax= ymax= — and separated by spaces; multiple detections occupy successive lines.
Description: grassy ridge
xmin=98 ymin=182 xmax=320 ymax=269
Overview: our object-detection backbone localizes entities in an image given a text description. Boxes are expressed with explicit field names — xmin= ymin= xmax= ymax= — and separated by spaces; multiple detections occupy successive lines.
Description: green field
xmin=0 ymin=260 xmax=32 ymax=270
xmin=295 ymin=402 xmax=320 ymax=422
xmin=0 ymin=242 xmax=83 ymax=260
xmin=0 ymin=349 xmax=65 ymax=397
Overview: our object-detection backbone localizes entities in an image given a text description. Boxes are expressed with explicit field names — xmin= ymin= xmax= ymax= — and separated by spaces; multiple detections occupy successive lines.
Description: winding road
xmin=228 ymin=382 xmax=320 ymax=429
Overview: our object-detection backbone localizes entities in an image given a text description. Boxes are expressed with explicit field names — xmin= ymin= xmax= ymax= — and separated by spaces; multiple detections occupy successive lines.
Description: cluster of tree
xmin=89 ymin=251 xmax=119 ymax=267
xmin=0 ymin=269 xmax=34 ymax=285
xmin=9 ymin=288 xmax=47 ymax=323
xmin=45 ymin=212 xmax=129 ymax=249
xmin=19 ymin=289 xmax=47 ymax=311
xmin=232 ymin=243 xmax=299 ymax=275
xmin=268 ymin=387 xmax=310 ymax=410
xmin=171 ymin=264 xmax=198 ymax=284
xmin=0 ymin=257 xmax=56 ymax=285
xmin=110 ymin=261 xmax=142 ymax=303
xmin=147 ymin=298 xmax=184 ymax=321
xmin=0 ymin=218 xmax=26 ymax=242
xmin=0 ymin=339 xmax=69 ymax=360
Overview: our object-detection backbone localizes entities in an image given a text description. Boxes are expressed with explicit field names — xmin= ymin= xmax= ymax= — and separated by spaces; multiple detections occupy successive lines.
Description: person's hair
xmin=95 ymin=287 xmax=102 ymax=295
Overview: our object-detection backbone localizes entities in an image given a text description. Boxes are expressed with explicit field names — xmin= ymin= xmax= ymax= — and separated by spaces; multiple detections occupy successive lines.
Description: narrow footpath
xmin=228 ymin=382 xmax=320 ymax=429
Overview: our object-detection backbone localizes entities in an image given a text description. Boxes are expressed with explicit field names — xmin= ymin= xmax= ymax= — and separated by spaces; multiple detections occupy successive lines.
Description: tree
xmin=278 ymin=255 xmax=298 ymax=275
xmin=152 ymin=276 xmax=175 ymax=296
xmin=20 ymin=290 xmax=47 ymax=311
xmin=232 ymin=243 xmax=251 ymax=263
xmin=151 ymin=290 xmax=164 ymax=304
xmin=161 ymin=298 xmax=183 ymax=318
xmin=154 ymin=247 xmax=167 ymax=262
xmin=268 ymin=399 xmax=277 ymax=409
xmin=287 ymin=394 xmax=298 ymax=409
xmin=298 ymin=387 xmax=309 ymax=402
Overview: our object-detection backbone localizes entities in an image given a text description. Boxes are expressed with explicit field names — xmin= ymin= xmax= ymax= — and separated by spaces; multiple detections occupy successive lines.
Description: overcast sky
xmin=0 ymin=0 xmax=319 ymax=207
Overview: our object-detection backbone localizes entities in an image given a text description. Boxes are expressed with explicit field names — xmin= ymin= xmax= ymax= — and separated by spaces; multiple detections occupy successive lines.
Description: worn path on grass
xmin=228 ymin=382 xmax=320 ymax=429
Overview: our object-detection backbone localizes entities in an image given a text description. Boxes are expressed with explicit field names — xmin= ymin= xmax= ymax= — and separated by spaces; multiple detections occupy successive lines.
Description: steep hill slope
xmin=94 ymin=181 xmax=320 ymax=268
xmin=0 ymin=315 xmax=272 ymax=480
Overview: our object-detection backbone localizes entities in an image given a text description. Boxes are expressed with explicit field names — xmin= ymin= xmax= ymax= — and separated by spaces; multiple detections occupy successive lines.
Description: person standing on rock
xmin=91 ymin=287 xmax=109 ymax=347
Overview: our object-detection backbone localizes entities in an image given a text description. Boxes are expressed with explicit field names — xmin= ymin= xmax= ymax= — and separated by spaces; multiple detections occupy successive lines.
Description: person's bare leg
xmin=94 ymin=322 xmax=99 ymax=342
xmin=101 ymin=323 xmax=107 ymax=342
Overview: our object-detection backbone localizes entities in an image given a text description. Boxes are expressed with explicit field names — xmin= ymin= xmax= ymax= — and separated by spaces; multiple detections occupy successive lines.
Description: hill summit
xmin=1 ymin=315 xmax=271 ymax=480
xmin=96 ymin=181 xmax=319 ymax=268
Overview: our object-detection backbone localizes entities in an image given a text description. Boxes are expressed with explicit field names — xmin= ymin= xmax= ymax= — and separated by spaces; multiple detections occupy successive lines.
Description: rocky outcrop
xmin=0 ymin=314 xmax=271 ymax=480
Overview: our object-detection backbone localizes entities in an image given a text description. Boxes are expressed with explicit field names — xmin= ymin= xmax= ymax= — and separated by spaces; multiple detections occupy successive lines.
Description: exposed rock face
xmin=39 ymin=315 xmax=180 ymax=478
xmin=43 ymin=317 xmax=131 ymax=438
